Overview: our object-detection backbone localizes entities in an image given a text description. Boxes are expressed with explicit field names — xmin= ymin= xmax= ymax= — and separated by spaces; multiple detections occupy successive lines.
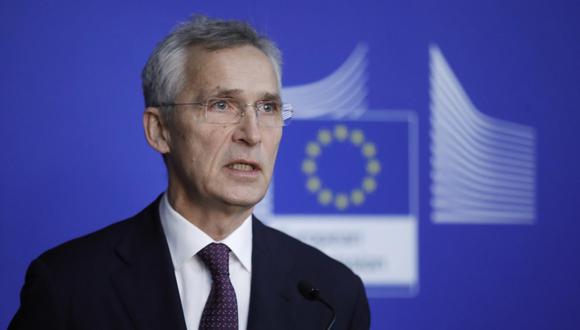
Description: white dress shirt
xmin=159 ymin=193 xmax=252 ymax=330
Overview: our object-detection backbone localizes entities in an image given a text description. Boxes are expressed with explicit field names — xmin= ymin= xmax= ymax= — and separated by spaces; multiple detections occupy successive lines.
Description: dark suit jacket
xmin=10 ymin=198 xmax=370 ymax=330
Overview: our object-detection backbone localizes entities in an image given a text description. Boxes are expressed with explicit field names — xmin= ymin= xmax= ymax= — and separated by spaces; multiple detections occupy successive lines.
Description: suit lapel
xmin=247 ymin=217 xmax=296 ymax=330
xmin=111 ymin=199 xmax=187 ymax=330
xmin=109 ymin=205 xmax=297 ymax=330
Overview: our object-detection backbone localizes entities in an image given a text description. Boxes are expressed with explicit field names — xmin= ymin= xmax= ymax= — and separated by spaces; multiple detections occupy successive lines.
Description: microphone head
xmin=298 ymin=280 xmax=320 ymax=301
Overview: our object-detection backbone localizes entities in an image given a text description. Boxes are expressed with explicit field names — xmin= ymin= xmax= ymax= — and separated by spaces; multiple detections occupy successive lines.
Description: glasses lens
xmin=256 ymin=101 xmax=283 ymax=127
xmin=205 ymin=98 xmax=240 ymax=124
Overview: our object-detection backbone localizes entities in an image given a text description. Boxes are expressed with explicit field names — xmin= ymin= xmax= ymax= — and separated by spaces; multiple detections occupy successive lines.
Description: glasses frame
xmin=155 ymin=98 xmax=294 ymax=127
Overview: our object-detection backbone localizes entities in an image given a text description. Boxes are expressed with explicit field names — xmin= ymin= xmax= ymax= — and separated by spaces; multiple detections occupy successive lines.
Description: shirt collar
xmin=159 ymin=193 xmax=253 ymax=272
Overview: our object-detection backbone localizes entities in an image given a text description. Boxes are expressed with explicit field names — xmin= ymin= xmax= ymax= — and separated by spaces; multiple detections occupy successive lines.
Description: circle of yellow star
xmin=303 ymin=125 xmax=382 ymax=211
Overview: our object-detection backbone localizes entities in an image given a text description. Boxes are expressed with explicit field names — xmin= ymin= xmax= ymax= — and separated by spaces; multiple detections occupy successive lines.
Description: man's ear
xmin=143 ymin=107 xmax=171 ymax=154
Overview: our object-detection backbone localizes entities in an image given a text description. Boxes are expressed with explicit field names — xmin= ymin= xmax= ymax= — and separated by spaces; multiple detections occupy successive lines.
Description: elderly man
xmin=10 ymin=16 xmax=370 ymax=330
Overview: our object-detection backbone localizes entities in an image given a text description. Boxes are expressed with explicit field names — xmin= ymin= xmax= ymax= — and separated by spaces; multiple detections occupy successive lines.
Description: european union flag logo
xmin=274 ymin=118 xmax=411 ymax=215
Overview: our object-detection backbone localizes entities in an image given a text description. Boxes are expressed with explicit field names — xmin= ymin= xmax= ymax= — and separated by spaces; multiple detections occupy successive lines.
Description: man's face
xmin=165 ymin=45 xmax=282 ymax=211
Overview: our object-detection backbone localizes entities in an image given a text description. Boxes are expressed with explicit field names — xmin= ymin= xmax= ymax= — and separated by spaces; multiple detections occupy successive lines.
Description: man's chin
xmin=219 ymin=189 xmax=266 ymax=209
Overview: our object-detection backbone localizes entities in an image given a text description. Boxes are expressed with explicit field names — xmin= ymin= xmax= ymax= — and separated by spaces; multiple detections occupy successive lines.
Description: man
xmin=10 ymin=16 xmax=370 ymax=330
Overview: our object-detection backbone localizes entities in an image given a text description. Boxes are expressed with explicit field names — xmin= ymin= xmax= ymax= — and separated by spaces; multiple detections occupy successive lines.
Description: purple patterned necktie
xmin=198 ymin=243 xmax=238 ymax=330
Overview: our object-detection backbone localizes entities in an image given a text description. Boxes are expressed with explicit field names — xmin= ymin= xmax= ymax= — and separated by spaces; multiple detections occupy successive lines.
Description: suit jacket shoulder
xmin=9 ymin=198 xmax=187 ymax=330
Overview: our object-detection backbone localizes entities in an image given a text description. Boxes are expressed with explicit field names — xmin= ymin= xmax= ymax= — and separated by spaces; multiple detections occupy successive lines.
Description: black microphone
xmin=298 ymin=280 xmax=336 ymax=330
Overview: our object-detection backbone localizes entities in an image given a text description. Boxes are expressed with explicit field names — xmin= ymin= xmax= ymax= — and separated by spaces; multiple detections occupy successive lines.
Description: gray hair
xmin=141 ymin=15 xmax=282 ymax=112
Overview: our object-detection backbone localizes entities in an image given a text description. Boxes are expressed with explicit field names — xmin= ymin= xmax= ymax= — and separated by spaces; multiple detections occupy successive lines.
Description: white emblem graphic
xmin=282 ymin=43 xmax=369 ymax=119
xmin=429 ymin=45 xmax=537 ymax=224
xmin=256 ymin=42 xmax=538 ymax=298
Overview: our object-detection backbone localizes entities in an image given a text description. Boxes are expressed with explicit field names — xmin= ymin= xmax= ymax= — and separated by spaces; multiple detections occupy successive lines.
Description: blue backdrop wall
xmin=1 ymin=0 xmax=580 ymax=329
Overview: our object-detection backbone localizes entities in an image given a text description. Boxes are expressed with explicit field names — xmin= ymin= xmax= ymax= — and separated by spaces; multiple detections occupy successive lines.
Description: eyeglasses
xmin=156 ymin=98 xmax=294 ymax=127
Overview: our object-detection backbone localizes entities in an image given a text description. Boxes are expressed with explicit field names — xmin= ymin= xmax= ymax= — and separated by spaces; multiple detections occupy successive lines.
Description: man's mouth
xmin=226 ymin=161 xmax=260 ymax=171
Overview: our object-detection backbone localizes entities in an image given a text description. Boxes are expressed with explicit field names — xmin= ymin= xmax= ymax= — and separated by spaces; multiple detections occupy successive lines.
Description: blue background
xmin=1 ymin=0 xmax=579 ymax=329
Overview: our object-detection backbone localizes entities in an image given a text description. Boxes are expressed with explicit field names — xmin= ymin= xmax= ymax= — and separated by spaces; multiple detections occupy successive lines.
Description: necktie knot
xmin=198 ymin=243 xmax=231 ymax=278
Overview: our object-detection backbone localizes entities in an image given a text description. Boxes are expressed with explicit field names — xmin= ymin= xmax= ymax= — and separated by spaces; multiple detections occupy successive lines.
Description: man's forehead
xmin=182 ymin=46 xmax=280 ymax=98
xmin=185 ymin=44 xmax=273 ymax=73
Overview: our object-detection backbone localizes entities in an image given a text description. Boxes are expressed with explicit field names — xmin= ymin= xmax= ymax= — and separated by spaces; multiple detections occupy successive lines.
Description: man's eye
xmin=209 ymin=99 xmax=231 ymax=112
xmin=260 ymin=102 xmax=279 ymax=113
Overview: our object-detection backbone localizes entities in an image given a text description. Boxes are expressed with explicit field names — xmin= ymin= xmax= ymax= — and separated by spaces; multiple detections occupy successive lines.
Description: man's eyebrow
xmin=209 ymin=88 xmax=243 ymax=98
xmin=260 ymin=92 xmax=281 ymax=102
xmin=204 ymin=89 xmax=281 ymax=102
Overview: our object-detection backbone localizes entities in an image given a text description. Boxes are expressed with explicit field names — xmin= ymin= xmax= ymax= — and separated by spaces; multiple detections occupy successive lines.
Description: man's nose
xmin=234 ymin=105 xmax=262 ymax=145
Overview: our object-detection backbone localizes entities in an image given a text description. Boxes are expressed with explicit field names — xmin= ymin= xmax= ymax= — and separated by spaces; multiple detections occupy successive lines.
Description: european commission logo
xmin=265 ymin=116 xmax=418 ymax=298
xmin=254 ymin=45 xmax=419 ymax=297
xmin=256 ymin=43 xmax=537 ymax=298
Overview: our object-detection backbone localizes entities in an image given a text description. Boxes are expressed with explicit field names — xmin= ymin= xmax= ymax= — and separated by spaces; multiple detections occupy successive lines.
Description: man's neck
xmin=167 ymin=190 xmax=253 ymax=241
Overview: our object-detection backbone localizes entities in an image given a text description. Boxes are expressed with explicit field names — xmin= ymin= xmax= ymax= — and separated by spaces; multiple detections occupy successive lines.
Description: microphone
xmin=297 ymin=280 xmax=336 ymax=330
